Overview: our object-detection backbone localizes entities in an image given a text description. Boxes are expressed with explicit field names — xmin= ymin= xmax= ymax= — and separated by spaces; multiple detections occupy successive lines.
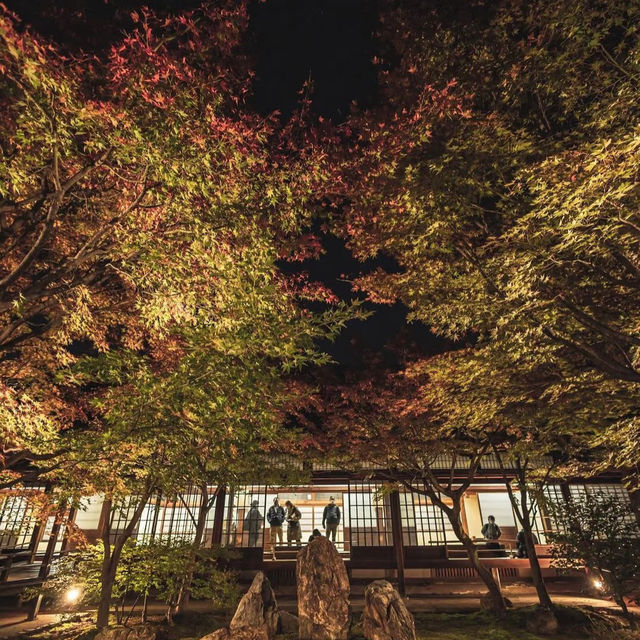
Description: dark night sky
xmin=6 ymin=0 xmax=454 ymax=369
xmin=246 ymin=0 xmax=453 ymax=368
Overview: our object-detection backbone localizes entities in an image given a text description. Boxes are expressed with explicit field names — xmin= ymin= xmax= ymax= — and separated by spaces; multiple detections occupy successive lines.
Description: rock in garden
xmin=297 ymin=535 xmax=350 ymax=640
xmin=479 ymin=593 xmax=513 ymax=611
xmin=95 ymin=626 xmax=156 ymax=640
xmin=363 ymin=580 xmax=415 ymax=640
xmin=200 ymin=629 xmax=269 ymax=640
xmin=200 ymin=630 xmax=230 ymax=640
xmin=230 ymin=571 xmax=280 ymax=638
xmin=278 ymin=610 xmax=299 ymax=634
xmin=525 ymin=607 xmax=559 ymax=636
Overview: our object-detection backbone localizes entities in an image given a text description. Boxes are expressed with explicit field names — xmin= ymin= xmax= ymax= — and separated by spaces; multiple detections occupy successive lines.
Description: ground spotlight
xmin=64 ymin=586 xmax=82 ymax=605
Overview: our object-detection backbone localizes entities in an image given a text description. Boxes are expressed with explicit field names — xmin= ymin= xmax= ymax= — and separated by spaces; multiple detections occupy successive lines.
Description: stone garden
xmin=95 ymin=537 xmax=416 ymax=640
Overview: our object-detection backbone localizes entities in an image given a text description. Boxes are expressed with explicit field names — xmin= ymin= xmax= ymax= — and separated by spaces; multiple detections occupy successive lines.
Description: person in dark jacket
xmin=516 ymin=529 xmax=538 ymax=558
xmin=322 ymin=496 xmax=341 ymax=543
xmin=244 ymin=500 xmax=263 ymax=547
xmin=481 ymin=515 xmax=502 ymax=549
xmin=308 ymin=528 xmax=322 ymax=543
xmin=266 ymin=497 xmax=285 ymax=556
xmin=285 ymin=500 xmax=302 ymax=546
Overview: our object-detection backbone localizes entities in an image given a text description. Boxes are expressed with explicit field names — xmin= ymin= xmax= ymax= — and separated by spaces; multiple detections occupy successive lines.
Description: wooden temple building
xmin=0 ymin=455 xmax=636 ymax=597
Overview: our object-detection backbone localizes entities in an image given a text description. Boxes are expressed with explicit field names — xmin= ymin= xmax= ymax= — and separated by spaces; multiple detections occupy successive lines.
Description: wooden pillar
xmin=96 ymin=496 xmax=112 ymax=540
xmin=60 ymin=506 xmax=77 ymax=553
xmin=38 ymin=506 xmax=65 ymax=580
xmin=32 ymin=505 xmax=68 ymax=617
xmin=150 ymin=493 xmax=161 ymax=539
xmin=389 ymin=490 xmax=406 ymax=596
xmin=211 ymin=486 xmax=226 ymax=545
xmin=627 ymin=486 xmax=640 ymax=527
xmin=28 ymin=522 xmax=46 ymax=564
xmin=28 ymin=594 xmax=43 ymax=621
xmin=28 ymin=485 xmax=53 ymax=563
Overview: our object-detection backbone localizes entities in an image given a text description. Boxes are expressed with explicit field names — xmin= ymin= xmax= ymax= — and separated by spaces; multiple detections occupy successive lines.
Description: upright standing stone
xmin=94 ymin=627 xmax=156 ymax=640
xmin=297 ymin=536 xmax=350 ymax=640
xmin=363 ymin=580 xmax=415 ymax=640
xmin=278 ymin=610 xmax=300 ymax=635
xmin=230 ymin=571 xmax=279 ymax=638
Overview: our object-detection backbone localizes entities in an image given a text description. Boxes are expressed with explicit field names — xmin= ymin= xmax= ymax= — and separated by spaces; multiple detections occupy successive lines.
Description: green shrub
xmin=27 ymin=538 xmax=239 ymax=623
xmin=547 ymin=492 xmax=640 ymax=616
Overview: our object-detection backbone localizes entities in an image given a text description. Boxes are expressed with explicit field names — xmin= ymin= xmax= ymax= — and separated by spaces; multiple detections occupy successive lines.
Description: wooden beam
xmin=38 ymin=505 xmax=65 ymax=580
xmin=389 ymin=490 xmax=406 ymax=596
xmin=60 ymin=506 xmax=77 ymax=552
xmin=211 ymin=485 xmax=226 ymax=546
xmin=28 ymin=485 xmax=53 ymax=564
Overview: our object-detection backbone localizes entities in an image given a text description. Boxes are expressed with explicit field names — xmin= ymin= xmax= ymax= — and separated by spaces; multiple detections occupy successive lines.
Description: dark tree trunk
xmin=96 ymin=552 xmax=119 ymax=628
xmin=96 ymin=490 xmax=152 ymax=629
xmin=522 ymin=527 xmax=553 ymax=609
xmin=612 ymin=585 xmax=632 ymax=622
xmin=505 ymin=482 xmax=553 ymax=609
xmin=617 ymin=595 xmax=629 ymax=616
xmin=446 ymin=501 xmax=507 ymax=617
xmin=177 ymin=484 xmax=212 ymax=612
xmin=497 ymin=452 xmax=554 ymax=610
xmin=141 ymin=593 xmax=149 ymax=622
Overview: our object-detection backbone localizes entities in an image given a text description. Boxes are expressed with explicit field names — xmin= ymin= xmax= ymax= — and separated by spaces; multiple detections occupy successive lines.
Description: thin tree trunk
xmin=522 ymin=527 xmax=553 ymax=609
xmin=141 ymin=592 xmax=149 ymax=622
xmin=613 ymin=588 xmax=636 ymax=629
xmin=618 ymin=595 xmax=629 ymax=616
xmin=505 ymin=484 xmax=553 ymax=609
xmin=119 ymin=595 xmax=126 ymax=625
xmin=438 ymin=498 xmax=506 ymax=617
xmin=496 ymin=451 xmax=554 ymax=610
xmin=124 ymin=593 xmax=141 ymax=625
xmin=177 ymin=484 xmax=212 ymax=611
xmin=96 ymin=489 xmax=153 ymax=629
xmin=96 ymin=554 xmax=119 ymax=628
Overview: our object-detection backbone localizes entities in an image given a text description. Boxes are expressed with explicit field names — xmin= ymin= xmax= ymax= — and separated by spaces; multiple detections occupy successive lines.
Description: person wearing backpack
xmin=284 ymin=499 xmax=302 ymax=546
xmin=266 ymin=497 xmax=285 ymax=557
xmin=322 ymin=496 xmax=341 ymax=543
xmin=244 ymin=500 xmax=263 ymax=547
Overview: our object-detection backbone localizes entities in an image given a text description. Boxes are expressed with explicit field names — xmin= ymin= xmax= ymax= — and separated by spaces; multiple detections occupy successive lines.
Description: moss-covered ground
xmin=20 ymin=606 xmax=640 ymax=640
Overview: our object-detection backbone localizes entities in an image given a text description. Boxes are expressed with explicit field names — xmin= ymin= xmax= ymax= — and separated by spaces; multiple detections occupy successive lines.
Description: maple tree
xmin=316 ymin=358 xmax=511 ymax=616
xmin=316 ymin=335 xmax=630 ymax=615
xmin=4 ymin=0 xmax=640 ymax=626
xmin=55 ymin=223 xmax=351 ymax=627
xmin=0 ymin=1 xmax=359 ymax=627
xmin=328 ymin=0 xmax=640 ymax=481
xmin=547 ymin=493 xmax=640 ymax=618
xmin=0 ymin=1 xmax=351 ymax=483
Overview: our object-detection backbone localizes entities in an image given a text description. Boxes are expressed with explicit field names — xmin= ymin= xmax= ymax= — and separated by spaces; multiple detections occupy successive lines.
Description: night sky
xmin=249 ymin=0 xmax=453 ymax=368
xmin=5 ymin=0 xmax=454 ymax=369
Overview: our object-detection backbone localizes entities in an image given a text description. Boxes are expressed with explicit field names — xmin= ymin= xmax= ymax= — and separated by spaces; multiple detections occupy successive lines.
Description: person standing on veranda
xmin=285 ymin=499 xmax=302 ymax=547
xmin=266 ymin=497 xmax=285 ymax=558
xmin=322 ymin=496 xmax=341 ymax=543
xmin=244 ymin=500 xmax=263 ymax=547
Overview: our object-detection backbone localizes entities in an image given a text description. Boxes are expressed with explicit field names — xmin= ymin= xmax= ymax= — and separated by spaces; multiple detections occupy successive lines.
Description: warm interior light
xmin=592 ymin=578 xmax=604 ymax=590
xmin=65 ymin=587 xmax=82 ymax=604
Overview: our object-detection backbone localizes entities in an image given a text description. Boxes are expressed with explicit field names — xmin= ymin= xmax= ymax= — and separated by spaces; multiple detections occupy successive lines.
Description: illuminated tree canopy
xmin=1 ymin=0 xmax=640 ymax=626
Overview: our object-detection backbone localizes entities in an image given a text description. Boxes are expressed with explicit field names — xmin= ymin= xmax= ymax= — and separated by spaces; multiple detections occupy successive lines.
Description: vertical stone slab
xmin=297 ymin=536 xmax=350 ymax=640
xmin=363 ymin=580 xmax=415 ymax=640
xmin=230 ymin=571 xmax=279 ymax=638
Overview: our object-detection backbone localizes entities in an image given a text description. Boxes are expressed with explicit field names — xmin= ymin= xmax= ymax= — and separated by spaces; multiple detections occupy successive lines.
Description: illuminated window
xmin=399 ymin=489 xmax=455 ymax=545
xmin=347 ymin=481 xmax=392 ymax=546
